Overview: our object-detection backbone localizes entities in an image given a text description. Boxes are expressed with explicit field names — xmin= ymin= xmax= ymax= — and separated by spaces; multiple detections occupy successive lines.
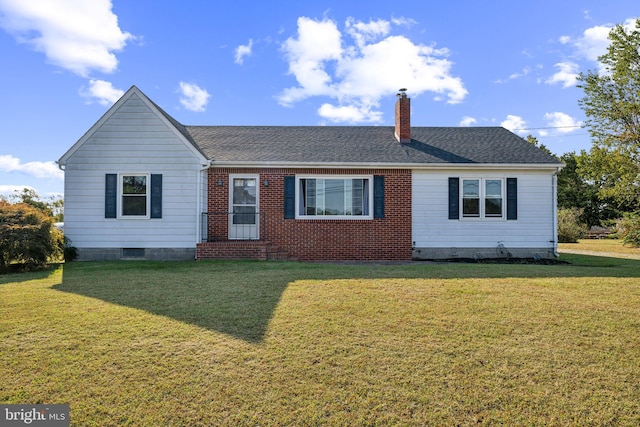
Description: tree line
xmin=537 ymin=19 xmax=640 ymax=246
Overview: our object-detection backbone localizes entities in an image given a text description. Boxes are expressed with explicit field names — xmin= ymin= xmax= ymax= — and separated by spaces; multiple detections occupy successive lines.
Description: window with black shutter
xmin=104 ymin=173 xmax=162 ymax=219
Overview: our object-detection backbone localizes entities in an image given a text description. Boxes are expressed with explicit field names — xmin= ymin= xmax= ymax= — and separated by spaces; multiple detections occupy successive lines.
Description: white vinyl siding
xmin=63 ymin=93 xmax=206 ymax=249
xmin=412 ymin=170 xmax=556 ymax=249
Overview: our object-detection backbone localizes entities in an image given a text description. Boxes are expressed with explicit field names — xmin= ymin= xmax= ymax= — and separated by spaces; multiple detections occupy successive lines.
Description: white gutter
xmin=56 ymin=160 xmax=65 ymax=171
xmin=209 ymin=160 xmax=563 ymax=172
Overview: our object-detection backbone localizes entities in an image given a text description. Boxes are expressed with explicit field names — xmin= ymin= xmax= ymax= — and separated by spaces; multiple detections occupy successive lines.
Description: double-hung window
xmin=484 ymin=179 xmax=503 ymax=217
xmin=297 ymin=176 xmax=372 ymax=218
xmin=121 ymin=174 xmax=149 ymax=217
xmin=461 ymin=178 xmax=503 ymax=219
xmin=105 ymin=173 xmax=162 ymax=219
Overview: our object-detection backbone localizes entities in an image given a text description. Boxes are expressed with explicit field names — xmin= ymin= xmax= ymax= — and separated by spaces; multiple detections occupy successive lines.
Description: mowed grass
xmin=560 ymin=238 xmax=640 ymax=258
xmin=1 ymin=250 xmax=640 ymax=425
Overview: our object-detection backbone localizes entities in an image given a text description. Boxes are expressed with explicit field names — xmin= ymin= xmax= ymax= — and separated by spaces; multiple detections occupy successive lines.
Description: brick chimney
xmin=394 ymin=88 xmax=411 ymax=143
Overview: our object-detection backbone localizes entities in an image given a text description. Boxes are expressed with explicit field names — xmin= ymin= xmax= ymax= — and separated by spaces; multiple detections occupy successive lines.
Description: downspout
xmin=195 ymin=161 xmax=212 ymax=255
xmin=552 ymin=172 xmax=559 ymax=258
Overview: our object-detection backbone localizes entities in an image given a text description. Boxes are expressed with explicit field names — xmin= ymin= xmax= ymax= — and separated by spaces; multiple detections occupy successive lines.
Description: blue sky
xmin=0 ymin=0 xmax=637 ymax=198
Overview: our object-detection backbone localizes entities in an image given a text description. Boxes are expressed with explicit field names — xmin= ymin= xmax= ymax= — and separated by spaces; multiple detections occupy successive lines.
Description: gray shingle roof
xmin=184 ymin=125 xmax=561 ymax=165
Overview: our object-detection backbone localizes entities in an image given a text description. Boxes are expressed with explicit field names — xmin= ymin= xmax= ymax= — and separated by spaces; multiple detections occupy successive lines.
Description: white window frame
xmin=118 ymin=173 xmax=150 ymax=219
xmin=460 ymin=178 xmax=505 ymax=220
xmin=295 ymin=175 xmax=374 ymax=220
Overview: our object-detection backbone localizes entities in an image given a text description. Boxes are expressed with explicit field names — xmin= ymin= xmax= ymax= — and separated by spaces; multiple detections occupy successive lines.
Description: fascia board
xmin=209 ymin=160 xmax=563 ymax=172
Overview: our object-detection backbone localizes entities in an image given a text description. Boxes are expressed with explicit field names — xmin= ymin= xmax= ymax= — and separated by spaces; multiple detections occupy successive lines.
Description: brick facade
xmin=196 ymin=168 xmax=412 ymax=261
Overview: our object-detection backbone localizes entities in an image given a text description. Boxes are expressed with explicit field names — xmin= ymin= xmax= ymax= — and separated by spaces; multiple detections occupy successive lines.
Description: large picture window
xmin=297 ymin=177 xmax=372 ymax=218
xmin=461 ymin=178 xmax=503 ymax=219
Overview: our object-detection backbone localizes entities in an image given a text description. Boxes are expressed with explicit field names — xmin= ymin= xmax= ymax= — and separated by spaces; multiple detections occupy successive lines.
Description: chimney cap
xmin=397 ymin=88 xmax=408 ymax=97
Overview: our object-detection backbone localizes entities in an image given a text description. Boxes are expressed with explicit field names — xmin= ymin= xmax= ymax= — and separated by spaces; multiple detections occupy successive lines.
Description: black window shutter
xmin=373 ymin=175 xmax=385 ymax=218
xmin=506 ymin=177 xmax=517 ymax=220
xmin=448 ymin=177 xmax=459 ymax=220
xmin=151 ymin=174 xmax=162 ymax=218
xmin=284 ymin=176 xmax=295 ymax=219
xmin=105 ymin=174 xmax=117 ymax=218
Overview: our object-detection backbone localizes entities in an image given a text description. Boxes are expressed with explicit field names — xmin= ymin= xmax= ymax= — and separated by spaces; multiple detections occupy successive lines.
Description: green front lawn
xmin=559 ymin=238 xmax=640 ymax=257
xmin=1 ymin=254 xmax=640 ymax=426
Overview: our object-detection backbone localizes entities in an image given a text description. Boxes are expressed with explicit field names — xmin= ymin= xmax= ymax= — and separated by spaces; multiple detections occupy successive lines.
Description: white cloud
xmin=545 ymin=61 xmax=579 ymax=88
xmin=508 ymin=66 xmax=532 ymax=80
xmin=178 ymin=82 xmax=210 ymax=112
xmin=572 ymin=25 xmax=612 ymax=64
xmin=459 ymin=116 xmax=477 ymax=127
xmin=0 ymin=154 xmax=64 ymax=180
xmin=0 ymin=184 xmax=36 ymax=197
xmin=501 ymin=115 xmax=527 ymax=135
xmin=544 ymin=112 xmax=583 ymax=133
xmin=234 ymin=39 xmax=253 ymax=64
xmin=560 ymin=18 xmax=638 ymax=74
xmin=318 ymin=103 xmax=383 ymax=123
xmin=558 ymin=35 xmax=571 ymax=44
xmin=279 ymin=17 xmax=343 ymax=105
xmin=79 ymin=79 xmax=124 ymax=105
xmin=521 ymin=48 xmax=533 ymax=58
xmin=345 ymin=17 xmax=391 ymax=48
xmin=495 ymin=65 xmax=541 ymax=83
xmin=278 ymin=16 xmax=467 ymax=123
xmin=390 ymin=16 xmax=417 ymax=27
xmin=0 ymin=0 xmax=133 ymax=77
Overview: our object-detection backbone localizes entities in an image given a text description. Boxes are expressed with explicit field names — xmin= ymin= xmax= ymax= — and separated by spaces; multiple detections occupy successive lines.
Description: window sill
xmin=295 ymin=216 xmax=374 ymax=221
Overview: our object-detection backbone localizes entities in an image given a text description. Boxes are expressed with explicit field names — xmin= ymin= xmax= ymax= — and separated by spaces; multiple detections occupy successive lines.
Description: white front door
xmin=229 ymin=175 xmax=259 ymax=240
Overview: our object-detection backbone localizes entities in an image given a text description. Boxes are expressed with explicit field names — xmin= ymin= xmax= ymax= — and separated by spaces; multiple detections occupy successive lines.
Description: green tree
xmin=577 ymin=19 xmax=640 ymax=209
xmin=5 ymin=188 xmax=64 ymax=221
xmin=525 ymin=134 xmax=555 ymax=157
xmin=48 ymin=196 xmax=64 ymax=222
xmin=557 ymin=208 xmax=588 ymax=243
xmin=9 ymin=188 xmax=52 ymax=215
xmin=0 ymin=201 xmax=63 ymax=272
xmin=558 ymin=151 xmax=620 ymax=227
xmin=615 ymin=212 xmax=640 ymax=247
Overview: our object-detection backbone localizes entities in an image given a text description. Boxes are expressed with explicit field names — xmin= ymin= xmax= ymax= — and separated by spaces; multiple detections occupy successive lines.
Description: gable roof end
xmin=57 ymin=86 xmax=209 ymax=167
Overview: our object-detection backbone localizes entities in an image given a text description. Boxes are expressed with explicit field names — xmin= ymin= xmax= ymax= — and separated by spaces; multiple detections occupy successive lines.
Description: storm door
xmin=229 ymin=175 xmax=259 ymax=240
